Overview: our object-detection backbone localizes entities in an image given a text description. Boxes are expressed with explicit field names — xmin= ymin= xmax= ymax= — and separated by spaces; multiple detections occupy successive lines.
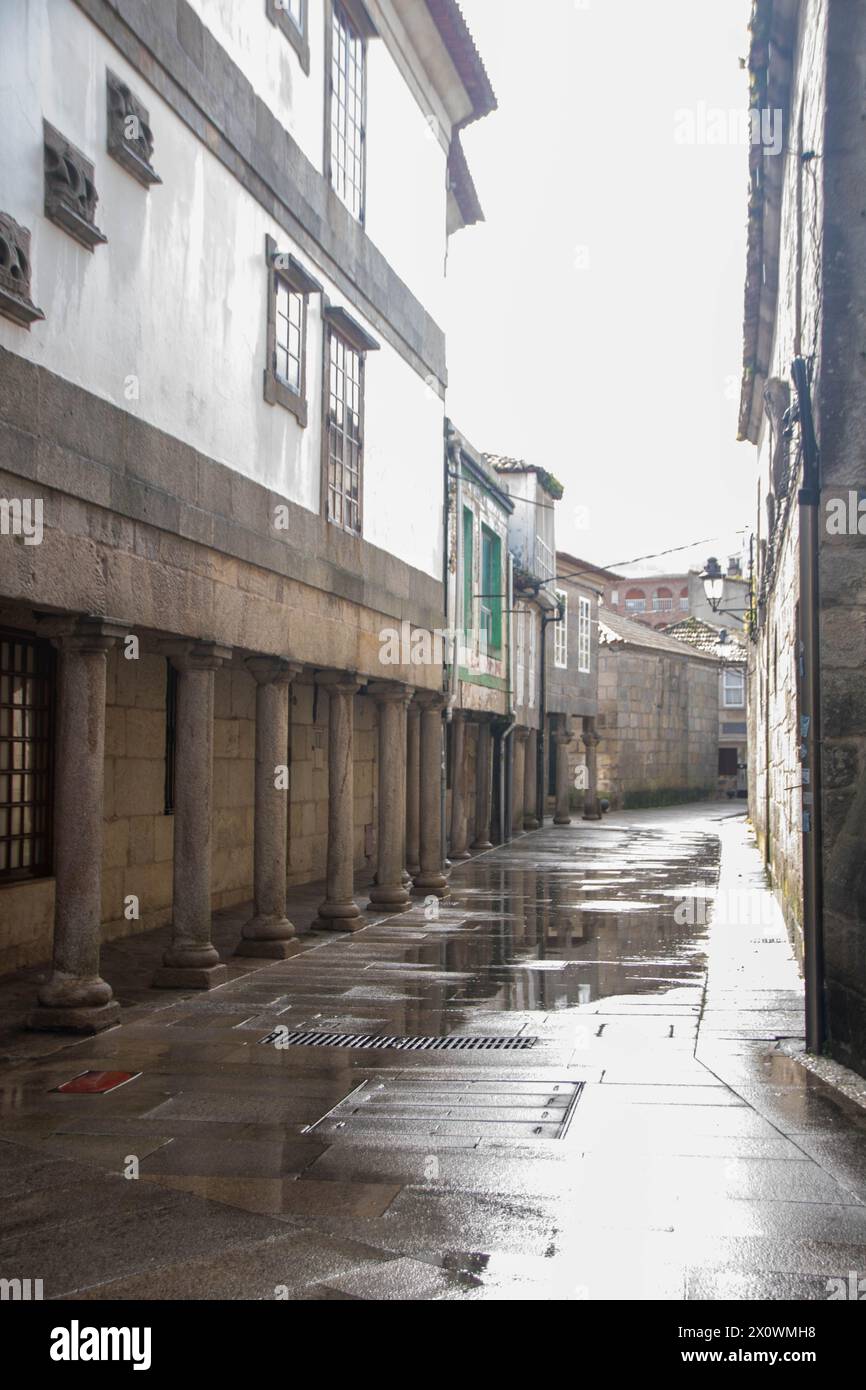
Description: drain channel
xmin=259 ymin=1029 xmax=538 ymax=1051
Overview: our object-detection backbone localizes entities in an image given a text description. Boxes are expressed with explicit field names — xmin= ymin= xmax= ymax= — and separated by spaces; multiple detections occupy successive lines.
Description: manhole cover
xmin=303 ymin=1078 xmax=584 ymax=1140
xmin=259 ymin=1028 xmax=538 ymax=1051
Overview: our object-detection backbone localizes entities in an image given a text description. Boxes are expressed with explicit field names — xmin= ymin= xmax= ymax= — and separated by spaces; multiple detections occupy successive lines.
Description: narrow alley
xmin=3 ymin=803 xmax=865 ymax=1303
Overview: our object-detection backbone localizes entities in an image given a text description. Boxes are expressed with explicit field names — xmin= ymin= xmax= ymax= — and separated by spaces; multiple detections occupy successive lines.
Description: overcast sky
xmin=445 ymin=0 xmax=755 ymax=578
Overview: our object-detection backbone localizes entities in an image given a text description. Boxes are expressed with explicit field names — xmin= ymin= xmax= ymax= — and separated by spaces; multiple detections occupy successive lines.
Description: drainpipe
xmin=499 ymin=552 xmax=516 ymax=843
xmin=792 ymin=355 xmax=825 ymax=1054
xmin=443 ymin=425 xmax=463 ymax=862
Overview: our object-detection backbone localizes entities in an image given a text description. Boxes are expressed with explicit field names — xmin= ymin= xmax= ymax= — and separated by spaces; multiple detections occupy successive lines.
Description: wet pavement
xmin=2 ymin=802 xmax=866 ymax=1300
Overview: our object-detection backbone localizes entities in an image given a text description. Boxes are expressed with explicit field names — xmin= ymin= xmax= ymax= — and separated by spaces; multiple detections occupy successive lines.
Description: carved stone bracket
xmin=43 ymin=122 xmax=107 ymax=250
xmin=0 ymin=214 xmax=44 ymax=327
xmin=107 ymin=71 xmax=162 ymax=188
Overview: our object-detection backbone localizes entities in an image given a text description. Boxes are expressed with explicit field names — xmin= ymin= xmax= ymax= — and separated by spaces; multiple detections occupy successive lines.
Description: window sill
xmin=263 ymin=370 xmax=308 ymax=426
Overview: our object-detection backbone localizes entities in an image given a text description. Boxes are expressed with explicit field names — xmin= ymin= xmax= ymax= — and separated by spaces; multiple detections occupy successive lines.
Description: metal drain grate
xmin=304 ymin=1077 xmax=584 ymax=1140
xmin=259 ymin=1028 xmax=538 ymax=1051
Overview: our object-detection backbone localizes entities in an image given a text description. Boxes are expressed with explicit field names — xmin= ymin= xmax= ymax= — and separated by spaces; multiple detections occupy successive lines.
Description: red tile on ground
xmin=54 ymin=1070 xmax=141 ymax=1094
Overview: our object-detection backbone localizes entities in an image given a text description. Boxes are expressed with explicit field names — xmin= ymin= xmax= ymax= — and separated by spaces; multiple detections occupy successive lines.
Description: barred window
xmin=0 ymin=632 xmax=54 ymax=881
xmin=329 ymin=1 xmax=366 ymax=221
xmin=326 ymin=329 xmax=363 ymax=534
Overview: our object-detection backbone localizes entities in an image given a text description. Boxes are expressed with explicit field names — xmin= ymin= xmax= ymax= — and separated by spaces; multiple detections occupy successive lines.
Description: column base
xmin=152 ymin=964 xmax=229 ymax=989
xmin=411 ymin=873 xmax=449 ymax=899
xmin=471 ymin=837 xmax=493 ymax=851
xmin=367 ymin=884 xmax=411 ymax=912
xmin=313 ymin=901 xmax=363 ymax=932
xmin=553 ymin=815 xmax=572 ymax=826
xmin=523 ymin=817 xmax=541 ymax=830
xmin=27 ymin=1001 xmax=120 ymax=1034
xmin=449 ymin=848 xmax=471 ymax=861
xmin=235 ymin=914 xmax=297 ymax=957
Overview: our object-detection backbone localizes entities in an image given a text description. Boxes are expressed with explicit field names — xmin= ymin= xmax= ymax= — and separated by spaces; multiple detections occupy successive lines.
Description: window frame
xmin=263 ymin=236 xmax=321 ymax=426
xmin=266 ymin=0 xmax=310 ymax=75
xmin=578 ymin=596 xmax=592 ymax=673
xmin=320 ymin=302 xmax=379 ymax=537
xmin=480 ymin=524 xmax=502 ymax=656
xmin=722 ymin=666 xmax=746 ymax=708
xmin=554 ymin=589 xmax=568 ymax=669
xmin=324 ymin=0 xmax=371 ymax=225
xmin=0 ymin=629 xmax=55 ymax=884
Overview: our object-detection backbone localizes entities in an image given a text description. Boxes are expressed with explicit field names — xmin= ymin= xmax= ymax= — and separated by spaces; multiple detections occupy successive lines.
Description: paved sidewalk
xmin=2 ymin=803 xmax=866 ymax=1300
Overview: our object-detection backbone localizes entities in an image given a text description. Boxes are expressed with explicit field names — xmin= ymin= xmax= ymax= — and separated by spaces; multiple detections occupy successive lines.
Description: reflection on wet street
xmin=2 ymin=803 xmax=866 ymax=1301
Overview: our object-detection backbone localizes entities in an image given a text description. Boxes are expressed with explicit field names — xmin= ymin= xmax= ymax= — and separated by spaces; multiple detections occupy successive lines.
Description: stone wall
xmin=0 ymin=658 xmax=380 ymax=974
xmin=597 ymin=648 xmax=717 ymax=809
xmin=816 ymin=0 xmax=866 ymax=1071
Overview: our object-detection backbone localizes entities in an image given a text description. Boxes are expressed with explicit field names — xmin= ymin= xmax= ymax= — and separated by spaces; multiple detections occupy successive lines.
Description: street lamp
xmin=701 ymin=556 xmax=725 ymax=613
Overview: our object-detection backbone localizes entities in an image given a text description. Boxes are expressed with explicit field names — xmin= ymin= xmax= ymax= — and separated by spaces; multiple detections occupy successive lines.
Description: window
xmin=578 ymin=596 xmax=591 ymax=673
xmin=722 ymin=667 xmax=745 ymax=707
xmin=266 ymin=0 xmax=310 ymax=73
xmin=322 ymin=305 xmax=378 ymax=535
xmin=528 ymin=613 xmax=536 ymax=707
xmin=610 ymin=589 xmax=619 ymax=606
xmin=679 ymin=588 xmax=689 ymax=610
xmin=326 ymin=330 xmax=362 ymax=533
xmin=515 ymin=605 xmax=525 ymax=705
xmin=653 ymin=589 xmax=673 ymax=612
xmin=718 ymin=747 xmax=738 ymax=776
xmin=328 ymin=1 xmax=367 ymax=222
xmin=481 ymin=526 xmax=502 ymax=654
xmin=264 ymin=237 xmax=320 ymax=425
xmin=462 ymin=508 xmax=474 ymax=638
xmin=625 ymin=589 xmax=646 ymax=613
xmin=0 ymin=632 xmax=54 ymax=881
xmin=554 ymin=589 xmax=568 ymax=668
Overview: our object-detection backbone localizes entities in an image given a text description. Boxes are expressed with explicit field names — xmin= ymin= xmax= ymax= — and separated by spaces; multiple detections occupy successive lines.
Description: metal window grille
xmin=0 ymin=632 xmax=54 ymax=880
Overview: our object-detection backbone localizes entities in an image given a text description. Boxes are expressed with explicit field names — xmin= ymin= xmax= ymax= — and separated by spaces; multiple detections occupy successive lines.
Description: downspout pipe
xmin=792 ymin=354 xmax=825 ymax=1054
xmin=499 ymin=552 xmax=516 ymax=843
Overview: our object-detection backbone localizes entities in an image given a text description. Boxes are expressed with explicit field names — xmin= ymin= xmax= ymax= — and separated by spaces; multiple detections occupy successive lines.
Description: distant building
xmin=443 ymin=424 xmax=513 ymax=856
xmin=596 ymin=612 xmax=718 ymax=810
xmin=486 ymin=455 xmax=563 ymax=835
xmin=602 ymin=556 xmax=749 ymax=633
xmin=662 ymin=618 xmax=749 ymax=796
xmin=546 ymin=552 xmax=603 ymax=823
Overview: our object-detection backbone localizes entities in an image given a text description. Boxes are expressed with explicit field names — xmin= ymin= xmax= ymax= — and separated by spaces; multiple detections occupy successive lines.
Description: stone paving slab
xmin=2 ymin=803 xmax=866 ymax=1300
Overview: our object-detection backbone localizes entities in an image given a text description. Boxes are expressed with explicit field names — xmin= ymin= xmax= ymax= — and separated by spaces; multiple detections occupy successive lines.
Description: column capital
xmin=316 ymin=670 xmax=360 ymax=697
xmin=414 ymin=688 xmax=447 ymax=711
xmin=162 ymin=639 xmax=232 ymax=672
xmin=582 ymin=729 xmax=600 ymax=748
xmin=46 ymin=615 xmax=128 ymax=653
xmin=367 ymin=680 xmax=414 ymax=705
xmin=513 ymin=725 xmax=531 ymax=744
xmin=245 ymin=656 xmax=302 ymax=686
xmin=554 ymin=727 xmax=574 ymax=746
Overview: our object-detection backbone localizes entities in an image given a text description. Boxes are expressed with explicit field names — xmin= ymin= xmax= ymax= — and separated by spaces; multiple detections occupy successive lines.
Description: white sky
xmin=445 ymin=0 xmax=756 ymax=578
